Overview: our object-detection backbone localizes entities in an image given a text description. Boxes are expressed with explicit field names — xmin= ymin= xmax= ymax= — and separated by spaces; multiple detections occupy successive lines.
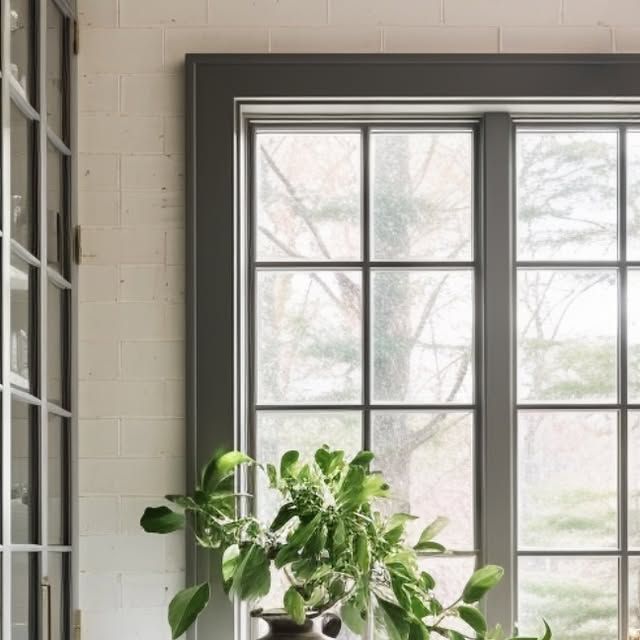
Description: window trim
xmin=186 ymin=54 xmax=640 ymax=640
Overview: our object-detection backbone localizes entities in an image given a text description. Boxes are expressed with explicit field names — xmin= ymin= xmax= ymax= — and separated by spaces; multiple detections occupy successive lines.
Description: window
xmin=187 ymin=56 xmax=640 ymax=640
xmin=2 ymin=0 xmax=76 ymax=639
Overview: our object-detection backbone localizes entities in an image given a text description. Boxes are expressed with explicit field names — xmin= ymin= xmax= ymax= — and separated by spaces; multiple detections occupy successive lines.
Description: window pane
xmin=627 ymin=131 xmax=640 ymax=260
xmin=517 ymin=269 xmax=617 ymax=403
xmin=11 ymin=254 xmax=36 ymax=391
xmin=371 ymin=131 xmax=473 ymax=261
xmin=372 ymin=411 xmax=474 ymax=550
xmin=12 ymin=553 xmax=37 ymax=640
xmin=46 ymin=0 xmax=65 ymax=140
xmin=629 ymin=412 xmax=640 ymax=548
xmin=47 ymin=146 xmax=66 ymax=274
xmin=517 ymin=130 xmax=617 ymax=260
xmin=48 ymin=415 xmax=68 ymax=545
xmin=10 ymin=0 xmax=34 ymax=99
xmin=12 ymin=400 xmax=37 ymax=544
xmin=419 ymin=557 xmax=476 ymax=613
xmin=626 ymin=270 xmax=640 ymax=403
xmin=255 ymin=411 xmax=361 ymax=521
xmin=48 ymin=553 xmax=69 ymax=640
xmin=256 ymin=270 xmax=361 ymax=404
xmin=11 ymin=105 xmax=35 ymax=252
xmin=631 ymin=557 xmax=640 ymax=639
xmin=372 ymin=270 xmax=473 ymax=404
xmin=256 ymin=132 xmax=361 ymax=261
xmin=518 ymin=411 xmax=617 ymax=550
xmin=518 ymin=556 xmax=618 ymax=640
xmin=48 ymin=284 xmax=66 ymax=407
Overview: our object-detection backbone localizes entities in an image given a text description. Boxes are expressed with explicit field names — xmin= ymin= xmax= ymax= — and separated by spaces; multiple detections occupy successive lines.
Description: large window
xmin=187 ymin=55 xmax=640 ymax=640
xmin=2 ymin=1 xmax=75 ymax=639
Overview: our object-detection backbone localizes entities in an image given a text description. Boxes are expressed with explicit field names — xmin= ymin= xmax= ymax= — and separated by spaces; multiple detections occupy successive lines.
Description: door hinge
xmin=73 ymin=610 xmax=81 ymax=640
xmin=73 ymin=20 xmax=79 ymax=55
xmin=73 ymin=225 xmax=82 ymax=264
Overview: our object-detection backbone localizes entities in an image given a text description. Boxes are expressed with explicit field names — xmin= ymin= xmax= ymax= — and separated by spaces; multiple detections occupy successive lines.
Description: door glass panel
xmin=47 ymin=146 xmax=66 ymax=274
xmin=518 ymin=556 xmax=618 ymax=640
xmin=46 ymin=0 xmax=65 ymax=140
xmin=256 ymin=131 xmax=361 ymax=261
xmin=12 ymin=553 xmax=37 ymax=640
xmin=517 ymin=269 xmax=617 ymax=403
xmin=48 ymin=553 xmax=69 ymax=640
xmin=256 ymin=270 xmax=362 ymax=404
xmin=372 ymin=411 xmax=474 ymax=550
xmin=626 ymin=131 xmax=640 ymax=259
xmin=517 ymin=130 xmax=618 ymax=261
xmin=11 ymin=254 xmax=36 ymax=392
xmin=630 ymin=411 xmax=640 ymax=548
xmin=372 ymin=269 xmax=474 ymax=404
xmin=631 ymin=557 xmax=640 ymax=640
xmin=10 ymin=0 xmax=34 ymax=100
xmin=371 ymin=131 xmax=473 ymax=261
xmin=48 ymin=284 xmax=66 ymax=407
xmin=11 ymin=105 xmax=35 ymax=253
xmin=12 ymin=400 xmax=37 ymax=544
xmin=48 ymin=415 xmax=67 ymax=544
xmin=518 ymin=411 xmax=618 ymax=549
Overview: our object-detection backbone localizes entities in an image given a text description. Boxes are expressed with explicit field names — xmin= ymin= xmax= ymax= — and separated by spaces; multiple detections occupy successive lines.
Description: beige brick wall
xmin=77 ymin=0 xmax=639 ymax=637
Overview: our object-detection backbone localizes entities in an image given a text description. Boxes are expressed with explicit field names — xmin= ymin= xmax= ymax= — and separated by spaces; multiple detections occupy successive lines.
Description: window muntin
xmin=249 ymin=125 xmax=479 ymax=635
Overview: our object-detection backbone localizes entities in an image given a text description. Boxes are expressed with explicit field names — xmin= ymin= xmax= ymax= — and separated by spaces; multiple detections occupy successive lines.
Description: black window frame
xmin=186 ymin=54 xmax=640 ymax=640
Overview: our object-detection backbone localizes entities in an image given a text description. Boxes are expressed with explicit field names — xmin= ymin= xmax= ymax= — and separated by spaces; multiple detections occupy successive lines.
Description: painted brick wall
xmin=77 ymin=0 xmax=639 ymax=638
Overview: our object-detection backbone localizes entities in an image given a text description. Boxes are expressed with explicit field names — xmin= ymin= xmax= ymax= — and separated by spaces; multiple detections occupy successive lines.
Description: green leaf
xmin=266 ymin=463 xmax=278 ymax=487
xmin=140 ymin=506 xmax=185 ymax=534
xmin=280 ymin=450 xmax=300 ymax=478
xmin=341 ymin=602 xmax=365 ymax=635
xmin=355 ymin=534 xmax=370 ymax=573
xmin=222 ymin=544 xmax=240 ymax=588
xmin=271 ymin=503 xmax=297 ymax=531
xmin=541 ymin=620 xmax=552 ymax=640
xmin=168 ymin=583 xmax=210 ymax=639
xmin=415 ymin=516 xmax=449 ymax=546
xmin=458 ymin=605 xmax=487 ymax=634
xmin=201 ymin=450 xmax=252 ymax=492
xmin=231 ymin=544 xmax=271 ymax=600
xmin=289 ymin=513 xmax=322 ymax=548
xmin=385 ymin=513 xmax=418 ymax=544
xmin=350 ymin=451 xmax=375 ymax=468
xmin=462 ymin=565 xmax=504 ymax=603
xmin=413 ymin=541 xmax=446 ymax=553
xmin=446 ymin=631 xmax=465 ymax=640
xmin=377 ymin=598 xmax=410 ymax=640
xmin=284 ymin=587 xmax=306 ymax=625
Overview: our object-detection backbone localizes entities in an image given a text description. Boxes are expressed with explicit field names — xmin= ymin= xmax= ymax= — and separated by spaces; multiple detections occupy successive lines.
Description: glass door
xmin=1 ymin=0 xmax=75 ymax=638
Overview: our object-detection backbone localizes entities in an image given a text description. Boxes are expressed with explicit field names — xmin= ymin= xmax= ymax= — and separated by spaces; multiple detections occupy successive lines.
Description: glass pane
xmin=12 ymin=400 xmax=37 ymax=544
xmin=626 ymin=131 xmax=640 ymax=260
xmin=517 ymin=269 xmax=617 ymax=403
xmin=631 ymin=557 xmax=640 ymax=640
xmin=46 ymin=0 xmax=65 ymax=140
xmin=48 ymin=284 xmax=66 ymax=407
xmin=47 ymin=146 xmax=66 ymax=273
xmin=255 ymin=411 xmax=361 ymax=521
xmin=626 ymin=271 xmax=640 ymax=403
xmin=48 ymin=553 xmax=69 ymax=640
xmin=11 ymin=105 xmax=35 ymax=252
xmin=371 ymin=131 xmax=473 ymax=261
xmin=12 ymin=553 xmax=37 ymax=640
xmin=48 ymin=415 xmax=68 ymax=544
xmin=518 ymin=556 xmax=618 ymax=640
xmin=10 ymin=0 xmax=34 ymax=99
xmin=518 ymin=411 xmax=618 ymax=550
xmin=372 ymin=270 xmax=473 ymax=404
xmin=629 ymin=412 xmax=640 ymax=548
xmin=11 ymin=254 xmax=36 ymax=391
xmin=256 ymin=270 xmax=361 ymax=404
xmin=517 ymin=130 xmax=618 ymax=260
xmin=256 ymin=131 xmax=361 ymax=261
xmin=372 ymin=411 xmax=474 ymax=550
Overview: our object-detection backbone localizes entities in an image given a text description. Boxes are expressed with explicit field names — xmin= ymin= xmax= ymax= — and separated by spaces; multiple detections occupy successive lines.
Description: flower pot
xmin=253 ymin=610 xmax=342 ymax=640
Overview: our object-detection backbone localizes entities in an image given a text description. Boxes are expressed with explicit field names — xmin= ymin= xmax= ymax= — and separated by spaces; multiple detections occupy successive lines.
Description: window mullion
xmin=482 ymin=112 xmax=516 ymax=633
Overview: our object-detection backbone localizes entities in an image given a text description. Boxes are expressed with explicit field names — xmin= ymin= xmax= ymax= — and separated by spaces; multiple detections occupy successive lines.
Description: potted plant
xmin=141 ymin=446 xmax=550 ymax=640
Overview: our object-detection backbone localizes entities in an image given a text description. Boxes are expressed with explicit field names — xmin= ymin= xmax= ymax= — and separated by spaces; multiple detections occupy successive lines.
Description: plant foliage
xmin=141 ymin=446 xmax=551 ymax=640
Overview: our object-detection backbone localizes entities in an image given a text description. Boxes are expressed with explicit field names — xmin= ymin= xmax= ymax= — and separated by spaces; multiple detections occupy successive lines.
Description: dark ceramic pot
xmin=253 ymin=610 xmax=342 ymax=640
